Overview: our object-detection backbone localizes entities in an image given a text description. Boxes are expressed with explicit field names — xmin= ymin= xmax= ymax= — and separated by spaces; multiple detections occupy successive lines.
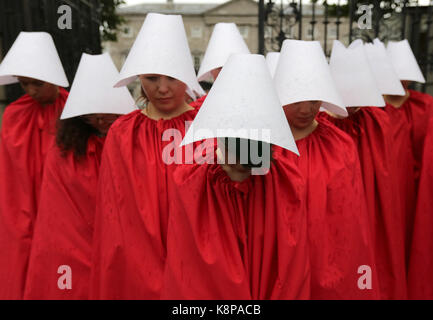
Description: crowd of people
xmin=0 ymin=12 xmax=431 ymax=300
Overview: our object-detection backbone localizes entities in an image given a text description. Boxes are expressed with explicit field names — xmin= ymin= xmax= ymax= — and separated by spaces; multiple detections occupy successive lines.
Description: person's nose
xmin=157 ymin=77 xmax=170 ymax=95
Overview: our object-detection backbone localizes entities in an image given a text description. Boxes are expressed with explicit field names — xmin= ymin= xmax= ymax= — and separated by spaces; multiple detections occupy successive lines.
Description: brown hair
xmin=56 ymin=117 xmax=99 ymax=159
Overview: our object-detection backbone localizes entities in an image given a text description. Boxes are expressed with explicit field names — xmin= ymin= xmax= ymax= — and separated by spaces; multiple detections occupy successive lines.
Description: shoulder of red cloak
xmin=2 ymin=94 xmax=39 ymax=127
xmin=189 ymin=94 xmax=207 ymax=109
xmin=409 ymin=89 xmax=433 ymax=106
xmin=1 ymin=88 xmax=68 ymax=137
xmin=316 ymin=116 xmax=359 ymax=159
xmin=406 ymin=90 xmax=433 ymax=120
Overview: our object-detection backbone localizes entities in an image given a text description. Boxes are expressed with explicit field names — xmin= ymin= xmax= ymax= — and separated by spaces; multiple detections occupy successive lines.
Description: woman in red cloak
xmin=317 ymin=40 xmax=407 ymax=299
xmin=383 ymin=40 xmax=433 ymax=270
xmin=159 ymin=53 xmax=310 ymax=299
xmin=319 ymin=108 xmax=407 ymax=300
xmin=160 ymin=142 xmax=310 ymax=299
xmin=0 ymin=32 xmax=69 ymax=299
xmin=89 ymin=13 xmax=204 ymax=299
xmin=23 ymin=53 xmax=136 ymax=300
xmin=274 ymin=40 xmax=378 ymax=299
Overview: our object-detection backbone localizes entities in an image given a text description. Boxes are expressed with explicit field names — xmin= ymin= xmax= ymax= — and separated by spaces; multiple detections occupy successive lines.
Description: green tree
xmin=100 ymin=0 xmax=126 ymax=42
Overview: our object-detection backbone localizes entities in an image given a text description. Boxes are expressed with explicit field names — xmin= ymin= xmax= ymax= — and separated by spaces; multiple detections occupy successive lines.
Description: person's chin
xmin=295 ymin=117 xmax=314 ymax=127
xmin=155 ymin=102 xmax=177 ymax=113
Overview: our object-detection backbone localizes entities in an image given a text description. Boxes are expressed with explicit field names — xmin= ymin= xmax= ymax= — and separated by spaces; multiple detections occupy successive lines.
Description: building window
xmin=190 ymin=26 xmax=203 ymax=38
xmin=264 ymin=26 xmax=273 ymax=39
xmin=328 ymin=26 xmax=337 ymax=38
xmin=239 ymin=26 xmax=249 ymax=39
xmin=306 ymin=26 xmax=320 ymax=39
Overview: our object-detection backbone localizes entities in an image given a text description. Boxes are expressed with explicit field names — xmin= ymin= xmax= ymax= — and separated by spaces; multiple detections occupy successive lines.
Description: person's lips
xmin=297 ymin=116 xmax=314 ymax=122
xmin=157 ymin=97 xmax=173 ymax=104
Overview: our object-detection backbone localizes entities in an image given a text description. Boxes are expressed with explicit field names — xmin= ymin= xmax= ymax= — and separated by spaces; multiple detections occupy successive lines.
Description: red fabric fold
xmin=90 ymin=109 xmax=199 ymax=299
xmin=189 ymin=94 xmax=207 ymax=109
xmin=160 ymin=154 xmax=310 ymax=299
xmin=402 ymin=90 xmax=433 ymax=181
xmin=408 ymin=116 xmax=433 ymax=299
xmin=383 ymin=102 xmax=417 ymax=266
xmin=0 ymin=89 xmax=68 ymax=299
xmin=276 ymin=118 xmax=379 ymax=299
xmin=23 ymin=135 xmax=105 ymax=300
xmin=318 ymin=108 xmax=407 ymax=299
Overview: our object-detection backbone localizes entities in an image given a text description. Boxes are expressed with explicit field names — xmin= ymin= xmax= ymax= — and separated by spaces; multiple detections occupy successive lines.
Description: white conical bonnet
xmin=182 ymin=53 xmax=298 ymax=155
xmin=115 ymin=13 xmax=199 ymax=98
xmin=0 ymin=32 xmax=68 ymax=87
xmin=265 ymin=52 xmax=280 ymax=78
xmin=274 ymin=39 xmax=347 ymax=117
xmin=363 ymin=39 xmax=405 ymax=95
xmin=197 ymin=23 xmax=250 ymax=82
xmin=330 ymin=40 xmax=385 ymax=107
xmin=386 ymin=39 xmax=425 ymax=83
xmin=348 ymin=38 xmax=363 ymax=49
xmin=60 ymin=53 xmax=136 ymax=119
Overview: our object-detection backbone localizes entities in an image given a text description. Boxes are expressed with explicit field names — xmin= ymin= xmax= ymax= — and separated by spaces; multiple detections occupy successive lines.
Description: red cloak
xmin=408 ymin=116 xmax=433 ymax=299
xmin=189 ymin=94 xmax=207 ymax=109
xmin=160 ymin=152 xmax=310 ymax=299
xmin=90 ymin=108 xmax=199 ymax=299
xmin=318 ymin=108 xmax=407 ymax=299
xmin=23 ymin=135 xmax=105 ymax=300
xmin=383 ymin=102 xmax=417 ymax=266
xmin=276 ymin=118 xmax=379 ymax=299
xmin=402 ymin=90 xmax=433 ymax=182
xmin=0 ymin=88 xmax=68 ymax=299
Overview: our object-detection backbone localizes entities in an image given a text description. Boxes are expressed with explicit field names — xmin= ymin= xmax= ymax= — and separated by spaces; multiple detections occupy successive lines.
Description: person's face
xmin=283 ymin=100 xmax=322 ymax=129
xmin=17 ymin=76 xmax=59 ymax=104
xmin=139 ymin=74 xmax=187 ymax=113
xmin=210 ymin=67 xmax=222 ymax=81
xmin=81 ymin=113 xmax=120 ymax=136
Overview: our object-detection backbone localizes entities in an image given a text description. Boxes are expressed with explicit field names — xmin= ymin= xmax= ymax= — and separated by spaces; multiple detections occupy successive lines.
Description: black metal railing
xmin=259 ymin=0 xmax=433 ymax=93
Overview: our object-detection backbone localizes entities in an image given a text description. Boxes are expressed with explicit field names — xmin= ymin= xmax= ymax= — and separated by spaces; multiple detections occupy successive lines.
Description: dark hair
xmin=56 ymin=117 xmax=99 ymax=159
xmin=223 ymin=137 xmax=274 ymax=169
